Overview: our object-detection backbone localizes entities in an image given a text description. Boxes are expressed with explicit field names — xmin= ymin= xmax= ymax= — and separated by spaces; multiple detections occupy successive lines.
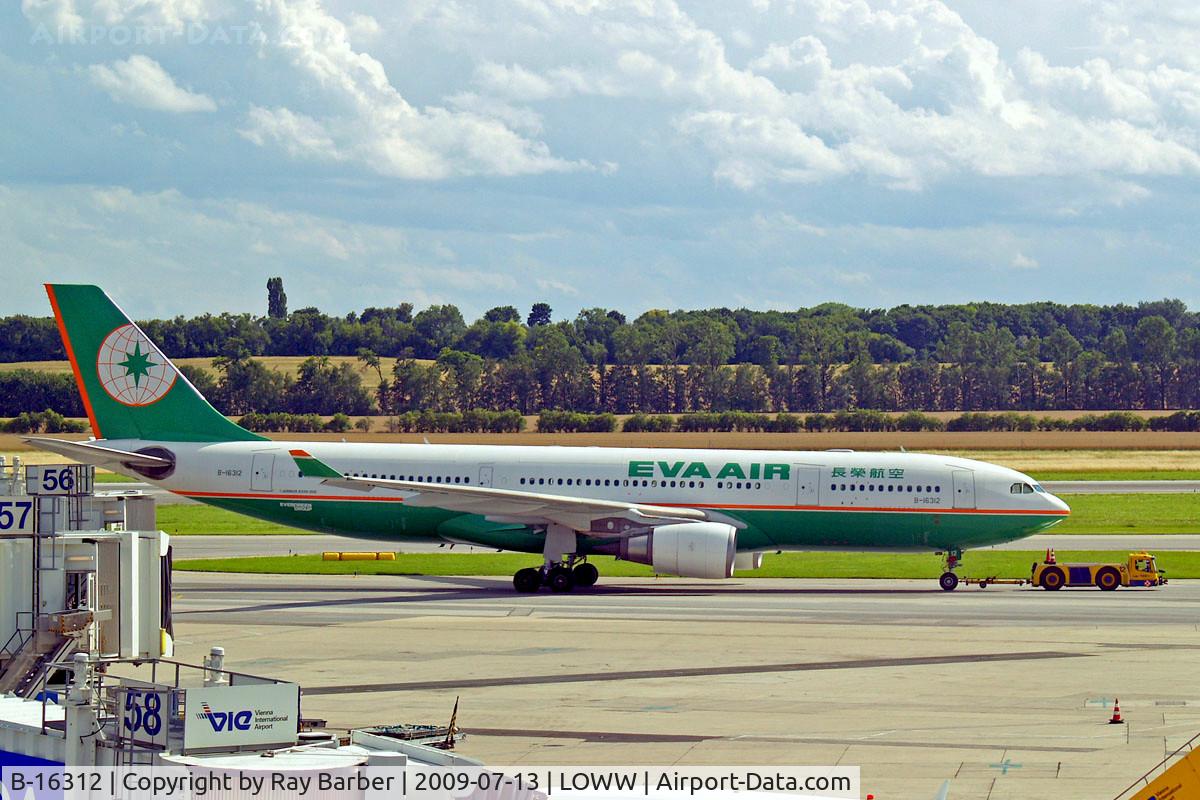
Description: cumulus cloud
xmin=23 ymin=0 xmax=218 ymax=34
xmin=236 ymin=0 xmax=586 ymax=180
xmin=88 ymin=55 xmax=217 ymax=112
xmin=21 ymin=0 xmax=85 ymax=37
xmin=462 ymin=0 xmax=1200 ymax=189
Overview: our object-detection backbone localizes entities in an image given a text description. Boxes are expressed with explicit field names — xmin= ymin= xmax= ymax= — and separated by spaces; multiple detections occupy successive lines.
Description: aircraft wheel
xmin=1041 ymin=567 xmax=1065 ymax=591
xmin=547 ymin=566 xmax=575 ymax=593
xmin=1096 ymin=567 xmax=1121 ymax=591
xmin=939 ymin=572 xmax=959 ymax=592
xmin=572 ymin=562 xmax=599 ymax=587
xmin=513 ymin=568 xmax=542 ymax=593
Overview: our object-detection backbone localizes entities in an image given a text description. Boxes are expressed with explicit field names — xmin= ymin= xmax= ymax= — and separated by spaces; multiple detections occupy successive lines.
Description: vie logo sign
xmin=184 ymin=684 xmax=299 ymax=751
xmin=199 ymin=702 xmax=252 ymax=733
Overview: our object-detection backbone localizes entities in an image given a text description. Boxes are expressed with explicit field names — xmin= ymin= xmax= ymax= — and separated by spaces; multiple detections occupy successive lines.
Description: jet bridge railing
xmin=0 ymin=610 xmax=35 ymax=660
xmin=25 ymin=652 xmax=300 ymax=761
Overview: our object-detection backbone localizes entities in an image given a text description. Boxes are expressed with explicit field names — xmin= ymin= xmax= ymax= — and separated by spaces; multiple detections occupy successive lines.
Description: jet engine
xmin=607 ymin=522 xmax=737 ymax=579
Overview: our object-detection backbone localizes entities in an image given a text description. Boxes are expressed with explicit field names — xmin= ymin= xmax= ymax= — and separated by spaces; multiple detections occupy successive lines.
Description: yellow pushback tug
xmin=1030 ymin=549 xmax=1166 ymax=591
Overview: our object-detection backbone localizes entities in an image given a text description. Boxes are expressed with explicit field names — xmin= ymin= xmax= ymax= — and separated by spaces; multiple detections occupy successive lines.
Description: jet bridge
xmin=0 ymin=458 xmax=478 ymax=769
xmin=0 ymin=460 xmax=169 ymax=698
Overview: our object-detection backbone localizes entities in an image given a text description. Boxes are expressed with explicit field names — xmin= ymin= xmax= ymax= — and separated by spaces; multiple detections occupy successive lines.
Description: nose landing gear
xmin=938 ymin=548 xmax=963 ymax=591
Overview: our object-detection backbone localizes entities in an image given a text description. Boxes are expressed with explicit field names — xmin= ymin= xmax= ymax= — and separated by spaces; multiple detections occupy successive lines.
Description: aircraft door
xmin=794 ymin=465 xmax=820 ymax=506
xmin=251 ymin=454 xmax=275 ymax=492
xmin=952 ymin=470 xmax=975 ymax=509
xmin=478 ymin=464 xmax=494 ymax=487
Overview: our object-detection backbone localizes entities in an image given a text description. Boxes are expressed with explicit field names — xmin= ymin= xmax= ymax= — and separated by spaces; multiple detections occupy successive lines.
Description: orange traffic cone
xmin=1109 ymin=698 xmax=1124 ymax=724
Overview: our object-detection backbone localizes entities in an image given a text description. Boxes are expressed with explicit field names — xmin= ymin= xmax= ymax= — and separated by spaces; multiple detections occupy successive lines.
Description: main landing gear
xmin=937 ymin=548 xmax=963 ymax=592
xmin=512 ymin=559 xmax=599 ymax=593
xmin=512 ymin=523 xmax=599 ymax=593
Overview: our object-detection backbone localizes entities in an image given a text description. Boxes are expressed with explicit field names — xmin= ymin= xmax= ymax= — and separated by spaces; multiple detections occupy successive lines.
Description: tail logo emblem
xmin=96 ymin=324 xmax=177 ymax=406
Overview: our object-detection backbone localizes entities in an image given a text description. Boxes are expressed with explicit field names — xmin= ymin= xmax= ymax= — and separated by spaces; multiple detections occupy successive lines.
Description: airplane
xmin=28 ymin=284 xmax=1070 ymax=593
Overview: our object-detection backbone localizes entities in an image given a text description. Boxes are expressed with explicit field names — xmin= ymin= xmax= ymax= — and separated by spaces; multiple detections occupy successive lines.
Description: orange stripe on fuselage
xmin=667 ymin=502 xmax=1068 ymax=515
xmin=179 ymin=490 xmax=407 ymax=502
xmin=45 ymin=284 xmax=101 ymax=438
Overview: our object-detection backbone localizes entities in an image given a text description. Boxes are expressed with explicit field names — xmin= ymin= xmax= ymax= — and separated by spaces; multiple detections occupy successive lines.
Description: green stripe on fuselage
xmin=189 ymin=495 xmax=1061 ymax=554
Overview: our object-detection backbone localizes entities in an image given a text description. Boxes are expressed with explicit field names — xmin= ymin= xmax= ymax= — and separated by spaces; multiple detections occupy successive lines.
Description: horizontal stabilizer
xmin=24 ymin=437 xmax=172 ymax=469
xmin=289 ymin=449 xmax=344 ymax=479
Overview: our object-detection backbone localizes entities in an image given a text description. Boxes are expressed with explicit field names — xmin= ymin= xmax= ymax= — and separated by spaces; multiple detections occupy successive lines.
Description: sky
xmin=2 ymin=0 xmax=1199 ymax=321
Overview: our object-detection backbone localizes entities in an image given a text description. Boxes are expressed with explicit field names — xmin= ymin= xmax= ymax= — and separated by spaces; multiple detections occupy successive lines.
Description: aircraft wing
xmin=24 ymin=437 xmax=173 ymax=470
xmin=289 ymin=449 xmax=710 ymax=532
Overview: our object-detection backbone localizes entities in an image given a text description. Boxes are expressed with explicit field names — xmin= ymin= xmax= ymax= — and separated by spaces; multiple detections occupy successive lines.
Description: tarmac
xmin=170 ymin=572 xmax=1200 ymax=799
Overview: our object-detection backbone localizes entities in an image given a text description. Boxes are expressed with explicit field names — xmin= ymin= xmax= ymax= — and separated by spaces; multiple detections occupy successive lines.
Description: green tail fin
xmin=46 ymin=284 xmax=264 ymax=442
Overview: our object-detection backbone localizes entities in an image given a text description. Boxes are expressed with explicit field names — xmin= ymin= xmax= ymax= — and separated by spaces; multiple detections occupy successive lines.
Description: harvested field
xmin=932 ymin=449 xmax=1200 ymax=472
xmin=0 ymin=356 xmax=416 ymax=380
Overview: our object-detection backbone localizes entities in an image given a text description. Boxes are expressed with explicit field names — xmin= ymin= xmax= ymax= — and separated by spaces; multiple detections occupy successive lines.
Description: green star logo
xmin=118 ymin=342 xmax=158 ymax=388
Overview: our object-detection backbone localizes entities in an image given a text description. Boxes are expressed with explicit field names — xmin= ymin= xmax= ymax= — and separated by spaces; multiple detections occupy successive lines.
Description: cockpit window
xmin=1032 ymin=484 xmax=1045 ymax=493
xmin=1011 ymin=482 xmax=1036 ymax=494
xmin=1010 ymin=483 xmax=1022 ymax=494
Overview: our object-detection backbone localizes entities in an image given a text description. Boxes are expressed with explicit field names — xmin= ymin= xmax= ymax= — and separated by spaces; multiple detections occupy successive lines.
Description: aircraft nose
xmin=1046 ymin=492 xmax=1070 ymax=515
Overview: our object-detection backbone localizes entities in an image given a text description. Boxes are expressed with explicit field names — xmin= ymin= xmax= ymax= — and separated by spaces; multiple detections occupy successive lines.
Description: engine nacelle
xmin=610 ymin=522 xmax=737 ymax=579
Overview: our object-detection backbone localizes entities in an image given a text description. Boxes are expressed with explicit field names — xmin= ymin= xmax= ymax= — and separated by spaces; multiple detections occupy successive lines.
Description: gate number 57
xmin=0 ymin=500 xmax=33 ymax=531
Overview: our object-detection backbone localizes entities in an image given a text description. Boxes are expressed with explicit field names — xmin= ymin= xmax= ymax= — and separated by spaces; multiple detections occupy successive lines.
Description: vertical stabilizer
xmin=46 ymin=284 xmax=263 ymax=442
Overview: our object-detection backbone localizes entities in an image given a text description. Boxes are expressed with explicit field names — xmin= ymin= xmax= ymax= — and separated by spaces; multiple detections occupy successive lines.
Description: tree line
xmin=3 ymin=278 xmax=1200 ymax=417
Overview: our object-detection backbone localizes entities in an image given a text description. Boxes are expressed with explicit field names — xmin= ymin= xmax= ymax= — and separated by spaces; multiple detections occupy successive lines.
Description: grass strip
xmin=1054 ymin=493 xmax=1200 ymax=534
xmin=156 ymin=493 xmax=1200 ymax=535
xmin=95 ymin=473 xmax=137 ymax=483
xmin=174 ymin=550 xmax=1199 ymax=579
xmin=156 ymin=505 xmax=311 ymax=535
